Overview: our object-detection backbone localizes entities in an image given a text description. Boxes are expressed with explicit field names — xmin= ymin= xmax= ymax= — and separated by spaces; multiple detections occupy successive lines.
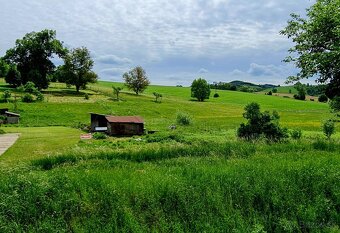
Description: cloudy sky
xmin=0 ymin=0 xmax=315 ymax=86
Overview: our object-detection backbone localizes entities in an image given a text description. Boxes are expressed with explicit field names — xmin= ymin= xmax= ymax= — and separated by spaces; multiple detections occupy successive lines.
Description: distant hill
xmin=229 ymin=80 xmax=277 ymax=89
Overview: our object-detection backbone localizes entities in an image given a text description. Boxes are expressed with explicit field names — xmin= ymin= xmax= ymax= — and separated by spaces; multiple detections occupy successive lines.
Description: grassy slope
xmin=0 ymin=79 xmax=339 ymax=232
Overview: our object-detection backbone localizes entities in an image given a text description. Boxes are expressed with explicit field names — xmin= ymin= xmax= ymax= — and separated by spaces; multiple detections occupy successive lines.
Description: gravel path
xmin=0 ymin=133 xmax=20 ymax=156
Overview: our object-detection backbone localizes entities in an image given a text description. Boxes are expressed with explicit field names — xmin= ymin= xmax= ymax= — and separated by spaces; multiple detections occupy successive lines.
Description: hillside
xmin=0 ymin=79 xmax=339 ymax=232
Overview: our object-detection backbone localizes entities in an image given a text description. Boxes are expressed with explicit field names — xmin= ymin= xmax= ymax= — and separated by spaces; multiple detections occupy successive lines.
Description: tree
xmin=191 ymin=78 xmax=211 ymax=102
xmin=5 ymin=65 xmax=21 ymax=87
xmin=112 ymin=86 xmax=123 ymax=100
xmin=153 ymin=92 xmax=162 ymax=103
xmin=3 ymin=29 xmax=66 ymax=89
xmin=323 ymin=119 xmax=335 ymax=140
xmin=123 ymin=66 xmax=150 ymax=95
xmin=62 ymin=47 xmax=98 ymax=92
xmin=280 ymin=0 xmax=340 ymax=96
xmin=293 ymin=82 xmax=306 ymax=100
xmin=237 ymin=102 xmax=288 ymax=141
xmin=0 ymin=59 xmax=9 ymax=78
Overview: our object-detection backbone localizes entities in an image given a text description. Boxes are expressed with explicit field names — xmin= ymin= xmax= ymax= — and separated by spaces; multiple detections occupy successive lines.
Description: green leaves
xmin=191 ymin=78 xmax=211 ymax=102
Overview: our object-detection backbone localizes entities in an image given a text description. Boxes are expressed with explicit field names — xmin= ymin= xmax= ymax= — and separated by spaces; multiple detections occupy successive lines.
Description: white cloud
xmin=96 ymin=55 xmax=132 ymax=65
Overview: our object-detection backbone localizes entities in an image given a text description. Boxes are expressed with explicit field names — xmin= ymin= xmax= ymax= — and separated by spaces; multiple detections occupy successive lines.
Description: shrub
xmin=318 ymin=94 xmax=328 ymax=103
xmin=0 ymin=129 xmax=5 ymax=134
xmin=213 ymin=93 xmax=219 ymax=98
xmin=272 ymin=88 xmax=278 ymax=93
xmin=24 ymin=81 xmax=38 ymax=93
xmin=2 ymin=90 xmax=11 ymax=102
xmin=323 ymin=119 xmax=335 ymax=140
xmin=35 ymin=92 xmax=44 ymax=102
xmin=21 ymin=93 xmax=34 ymax=103
xmin=267 ymin=91 xmax=272 ymax=95
xmin=176 ymin=112 xmax=192 ymax=126
xmin=92 ymin=132 xmax=107 ymax=140
xmin=84 ymin=93 xmax=89 ymax=100
xmin=237 ymin=102 xmax=288 ymax=142
xmin=153 ymin=92 xmax=162 ymax=102
xmin=290 ymin=129 xmax=302 ymax=140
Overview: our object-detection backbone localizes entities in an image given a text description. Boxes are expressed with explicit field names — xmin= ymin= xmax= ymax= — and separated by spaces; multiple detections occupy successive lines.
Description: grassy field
xmin=0 ymin=79 xmax=339 ymax=232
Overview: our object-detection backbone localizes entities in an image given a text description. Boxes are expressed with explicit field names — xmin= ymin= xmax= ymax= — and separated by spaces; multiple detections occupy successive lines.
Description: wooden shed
xmin=0 ymin=108 xmax=20 ymax=124
xmin=90 ymin=113 xmax=144 ymax=136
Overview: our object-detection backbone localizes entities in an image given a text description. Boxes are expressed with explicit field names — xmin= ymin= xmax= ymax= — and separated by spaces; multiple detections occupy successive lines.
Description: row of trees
xmin=0 ymin=30 xmax=97 ymax=92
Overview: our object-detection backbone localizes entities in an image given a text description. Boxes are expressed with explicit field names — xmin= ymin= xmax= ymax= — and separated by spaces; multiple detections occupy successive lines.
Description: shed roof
xmin=105 ymin=116 xmax=144 ymax=124
xmin=4 ymin=111 xmax=20 ymax=117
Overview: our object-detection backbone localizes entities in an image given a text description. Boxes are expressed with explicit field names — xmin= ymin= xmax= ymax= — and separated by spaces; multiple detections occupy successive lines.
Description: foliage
xmin=191 ymin=78 xmax=211 ymax=101
xmin=0 ymin=59 xmax=10 ymax=78
xmin=176 ymin=112 xmax=192 ymax=125
xmin=84 ymin=93 xmax=89 ymax=100
xmin=267 ymin=91 xmax=272 ymax=96
xmin=5 ymin=65 xmax=21 ymax=87
xmin=123 ymin=66 xmax=150 ymax=95
xmin=24 ymin=81 xmax=38 ymax=94
xmin=293 ymin=82 xmax=306 ymax=100
xmin=329 ymin=96 xmax=340 ymax=114
xmin=3 ymin=29 xmax=66 ymax=89
xmin=153 ymin=92 xmax=162 ymax=102
xmin=213 ymin=93 xmax=219 ymax=98
xmin=21 ymin=93 xmax=34 ymax=103
xmin=280 ymin=0 xmax=340 ymax=98
xmin=92 ymin=132 xmax=107 ymax=140
xmin=2 ymin=90 xmax=11 ymax=102
xmin=112 ymin=86 xmax=123 ymax=100
xmin=323 ymin=119 xmax=335 ymax=140
xmin=237 ymin=102 xmax=288 ymax=141
xmin=0 ymin=129 xmax=5 ymax=134
xmin=318 ymin=94 xmax=328 ymax=103
xmin=272 ymin=88 xmax=278 ymax=93
xmin=35 ymin=92 xmax=44 ymax=102
xmin=289 ymin=129 xmax=302 ymax=140
xmin=62 ymin=47 xmax=98 ymax=92
xmin=0 ymin=115 xmax=7 ymax=126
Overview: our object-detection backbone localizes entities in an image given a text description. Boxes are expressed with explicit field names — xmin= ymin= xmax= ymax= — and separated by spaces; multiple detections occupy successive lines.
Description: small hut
xmin=90 ymin=113 xmax=144 ymax=136
xmin=0 ymin=108 xmax=20 ymax=124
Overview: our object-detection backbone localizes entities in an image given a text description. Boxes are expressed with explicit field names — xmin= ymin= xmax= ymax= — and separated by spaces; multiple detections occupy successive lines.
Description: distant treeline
xmin=209 ymin=80 xmax=277 ymax=93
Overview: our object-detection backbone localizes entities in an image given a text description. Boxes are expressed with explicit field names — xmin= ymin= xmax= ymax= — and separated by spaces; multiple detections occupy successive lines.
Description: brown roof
xmin=105 ymin=116 xmax=144 ymax=124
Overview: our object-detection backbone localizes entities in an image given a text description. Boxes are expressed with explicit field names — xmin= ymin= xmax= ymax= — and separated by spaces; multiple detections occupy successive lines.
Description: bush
xmin=323 ymin=119 xmax=335 ymax=140
xmin=92 ymin=132 xmax=107 ymax=140
xmin=290 ymin=129 xmax=302 ymax=140
xmin=176 ymin=112 xmax=192 ymax=126
xmin=318 ymin=94 xmax=328 ymax=103
xmin=213 ymin=93 xmax=219 ymax=98
xmin=24 ymin=81 xmax=38 ymax=93
xmin=84 ymin=93 xmax=89 ymax=100
xmin=2 ymin=90 xmax=11 ymax=102
xmin=267 ymin=91 xmax=272 ymax=95
xmin=22 ymin=93 xmax=34 ymax=103
xmin=0 ymin=129 xmax=5 ymax=134
xmin=237 ymin=102 xmax=288 ymax=142
xmin=35 ymin=92 xmax=44 ymax=102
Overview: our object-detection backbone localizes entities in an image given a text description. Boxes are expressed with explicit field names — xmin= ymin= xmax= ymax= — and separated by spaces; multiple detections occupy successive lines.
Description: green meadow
xmin=0 ymin=79 xmax=339 ymax=232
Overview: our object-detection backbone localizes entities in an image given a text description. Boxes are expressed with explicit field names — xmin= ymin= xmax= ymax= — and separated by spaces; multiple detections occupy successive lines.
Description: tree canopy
xmin=123 ymin=66 xmax=150 ymax=95
xmin=280 ymin=0 xmax=340 ymax=98
xmin=62 ymin=47 xmax=98 ymax=92
xmin=191 ymin=78 xmax=211 ymax=102
xmin=3 ymin=29 xmax=67 ymax=89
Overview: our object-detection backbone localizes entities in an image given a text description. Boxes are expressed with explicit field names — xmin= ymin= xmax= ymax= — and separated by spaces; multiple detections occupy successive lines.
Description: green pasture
xmin=0 ymin=79 xmax=339 ymax=232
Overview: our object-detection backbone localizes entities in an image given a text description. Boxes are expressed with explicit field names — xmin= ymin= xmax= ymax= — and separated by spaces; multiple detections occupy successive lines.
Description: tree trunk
xmin=76 ymin=85 xmax=80 ymax=93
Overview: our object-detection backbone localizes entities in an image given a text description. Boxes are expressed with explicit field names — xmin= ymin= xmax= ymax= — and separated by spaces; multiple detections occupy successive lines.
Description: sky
xmin=0 ymin=0 xmax=315 ymax=86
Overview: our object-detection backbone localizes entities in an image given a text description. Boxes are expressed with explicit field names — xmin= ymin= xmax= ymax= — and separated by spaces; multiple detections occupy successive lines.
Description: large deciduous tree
xmin=280 ymin=0 xmax=340 ymax=98
xmin=123 ymin=66 xmax=150 ymax=95
xmin=62 ymin=47 xmax=98 ymax=92
xmin=0 ymin=59 xmax=10 ymax=78
xmin=3 ymin=29 xmax=67 ymax=89
xmin=191 ymin=78 xmax=211 ymax=102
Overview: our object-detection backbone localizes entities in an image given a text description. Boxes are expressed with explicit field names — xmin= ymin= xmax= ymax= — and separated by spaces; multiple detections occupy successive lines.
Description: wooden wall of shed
xmin=107 ymin=123 xmax=144 ymax=136
xmin=6 ymin=116 xmax=19 ymax=124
